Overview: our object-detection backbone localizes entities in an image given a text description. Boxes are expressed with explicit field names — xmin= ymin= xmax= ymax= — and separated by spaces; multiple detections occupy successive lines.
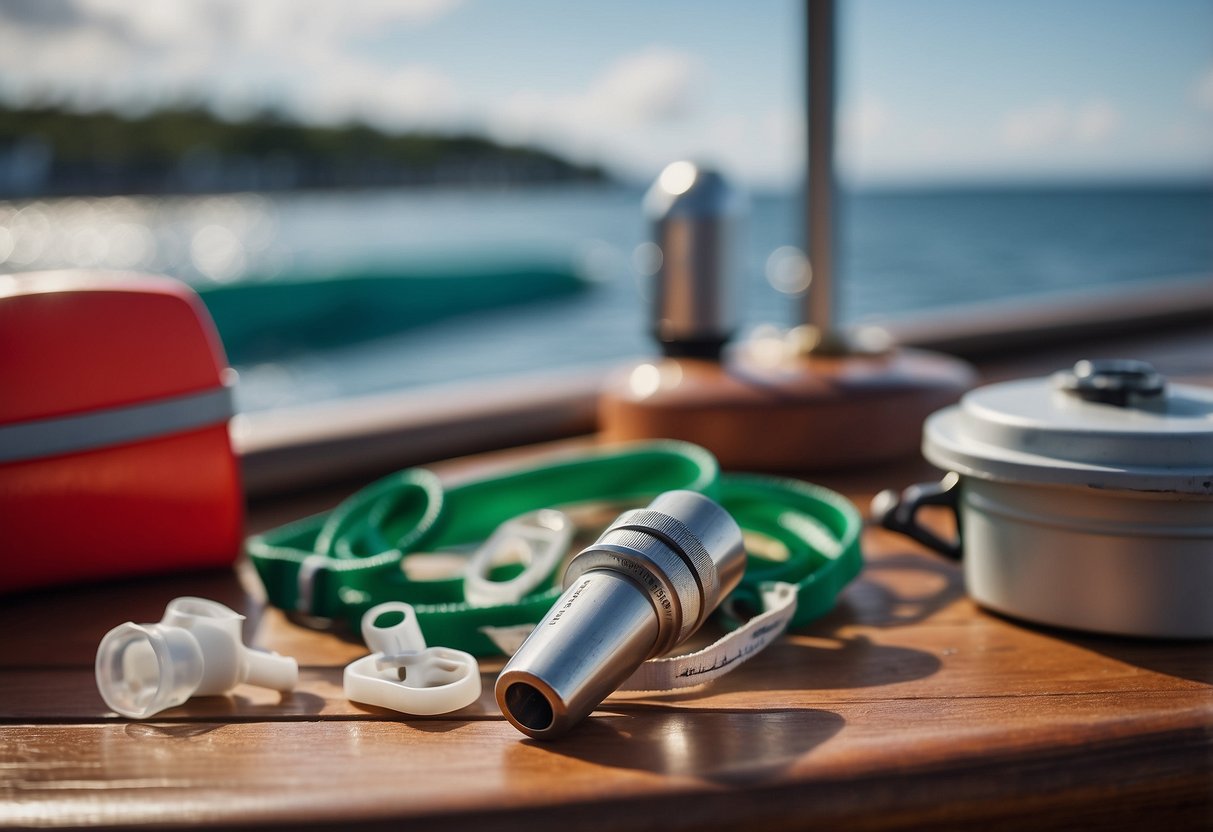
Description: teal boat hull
xmin=197 ymin=261 xmax=589 ymax=364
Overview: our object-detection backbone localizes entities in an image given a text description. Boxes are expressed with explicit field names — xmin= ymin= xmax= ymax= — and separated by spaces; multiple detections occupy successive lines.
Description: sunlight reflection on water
xmin=1 ymin=183 xmax=1208 ymax=410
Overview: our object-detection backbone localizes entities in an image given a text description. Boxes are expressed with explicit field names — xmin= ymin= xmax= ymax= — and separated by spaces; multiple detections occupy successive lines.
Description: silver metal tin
xmin=880 ymin=360 xmax=1213 ymax=639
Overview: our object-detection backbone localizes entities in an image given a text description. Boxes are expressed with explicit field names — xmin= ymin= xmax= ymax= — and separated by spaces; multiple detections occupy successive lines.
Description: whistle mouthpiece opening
xmin=502 ymin=682 xmax=554 ymax=732
xmin=497 ymin=570 xmax=659 ymax=739
xmin=495 ymin=490 xmax=744 ymax=740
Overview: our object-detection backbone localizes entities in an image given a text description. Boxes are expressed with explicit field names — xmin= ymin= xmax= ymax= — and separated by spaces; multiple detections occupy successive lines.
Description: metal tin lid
xmin=924 ymin=360 xmax=1213 ymax=494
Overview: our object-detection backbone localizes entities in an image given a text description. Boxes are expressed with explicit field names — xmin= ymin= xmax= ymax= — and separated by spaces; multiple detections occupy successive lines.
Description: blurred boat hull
xmin=197 ymin=260 xmax=589 ymax=364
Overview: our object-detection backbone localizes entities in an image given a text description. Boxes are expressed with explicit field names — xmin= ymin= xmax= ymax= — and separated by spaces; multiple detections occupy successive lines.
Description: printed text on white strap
xmin=480 ymin=582 xmax=798 ymax=693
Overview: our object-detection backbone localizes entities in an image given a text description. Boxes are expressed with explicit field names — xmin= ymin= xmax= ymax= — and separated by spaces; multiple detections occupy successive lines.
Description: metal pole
xmin=803 ymin=0 xmax=837 ymax=337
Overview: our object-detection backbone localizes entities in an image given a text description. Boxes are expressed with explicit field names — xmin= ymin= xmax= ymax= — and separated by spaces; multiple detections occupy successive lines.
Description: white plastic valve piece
xmin=95 ymin=596 xmax=299 ymax=719
xmin=462 ymin=509 xmax=573 ymax=607
xmin=343 ymin=602 xmax=481 ymax=716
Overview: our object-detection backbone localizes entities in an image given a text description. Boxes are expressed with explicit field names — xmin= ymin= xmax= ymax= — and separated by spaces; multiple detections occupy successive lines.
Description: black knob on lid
xmin=1054 ymin=359 xmax=1167 ymax=407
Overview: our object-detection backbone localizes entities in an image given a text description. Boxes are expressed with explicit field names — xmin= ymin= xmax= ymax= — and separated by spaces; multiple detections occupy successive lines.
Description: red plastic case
xmin=0 ymin=271 xmax=243 ymax=593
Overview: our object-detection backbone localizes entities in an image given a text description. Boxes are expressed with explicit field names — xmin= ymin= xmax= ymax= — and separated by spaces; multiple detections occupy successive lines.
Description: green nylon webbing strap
xmin=246 ymin=440 xmax=862 ymax=656
xmin=716 ymin=474 xmax=863 ymax=630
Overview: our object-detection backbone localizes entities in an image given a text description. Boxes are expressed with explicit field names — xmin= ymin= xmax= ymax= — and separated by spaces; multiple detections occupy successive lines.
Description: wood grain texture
xmin=598 ymin=349 xmax=976 ymax=471
xmin=3 ymin=350 xmax=1213 ymax=829
xmin=2 ymin=509 xmax=1211 ymax=830
xmin=4 ymin=546 xmax=1210 ymax=722
xmin=3 ymin=697 xmax=1210 ymax=831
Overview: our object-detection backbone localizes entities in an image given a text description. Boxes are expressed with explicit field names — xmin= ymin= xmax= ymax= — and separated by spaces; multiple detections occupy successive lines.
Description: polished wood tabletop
xmin=3 ymin=328 xmax=1212 ymax=831
xmin=4 ymin=460 xmax=1212 ymax=829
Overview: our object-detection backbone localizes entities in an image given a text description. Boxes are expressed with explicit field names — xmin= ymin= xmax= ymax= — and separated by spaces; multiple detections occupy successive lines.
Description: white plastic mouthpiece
xmin=95 ymin=596 xmax=299 ymax=719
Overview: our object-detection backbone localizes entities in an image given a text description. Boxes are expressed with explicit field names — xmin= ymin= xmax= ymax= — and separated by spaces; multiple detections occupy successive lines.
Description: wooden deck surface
xmin=2 ymin=328 xmax=1212 ymax=830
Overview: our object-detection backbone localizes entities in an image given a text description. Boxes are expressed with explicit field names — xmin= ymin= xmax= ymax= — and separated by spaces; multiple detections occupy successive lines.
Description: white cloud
xmin=72 ymin=0 xmax=460 ymax=45
xmin=487 ymin=46 xmax=711 ymax=176
xmin=280 ymin=56 xmax=464 ymax=130
xmin=1073 ymin=100 xmax=1121 ymax=143
xmin=1001 ymin=100 xmax=1069 ymax=149
xmin=585 ymin=47 xmax=703 ymax=123
xmin=492 ymin=46 xmax=703 ymax=137
xmin=1000 ymin=98 xmax=1121 ymax=149
xmin=0 ymin=23 xmax=137 ymax=109
xmin=0 ymin=3 xmax=698 ymax=145
xmin=841 ymin=96 xmax=888 ymax=143
xmin=0 ymin=4 xmax=771 ymax=182
xmin=0 ymin=0 xmax=465 ymax=122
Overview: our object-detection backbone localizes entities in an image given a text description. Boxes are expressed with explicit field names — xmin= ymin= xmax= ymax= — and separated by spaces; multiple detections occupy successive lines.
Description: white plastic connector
xmin=95 ymin=596 xmax=299 ymax=719
xmin=462 ymin=509 xmax=572 ymax=607
xmin=343 ymin=602 xmax=481 ymax=716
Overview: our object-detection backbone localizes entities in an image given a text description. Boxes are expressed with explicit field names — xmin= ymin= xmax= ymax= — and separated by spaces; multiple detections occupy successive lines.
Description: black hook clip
xmin=870 ymin=472 xmax=962 ymax=560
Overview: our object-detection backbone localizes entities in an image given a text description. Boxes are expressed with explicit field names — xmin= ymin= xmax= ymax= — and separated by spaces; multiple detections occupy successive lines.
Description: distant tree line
xmin=0 ymin=104 xmax=607 ymax=197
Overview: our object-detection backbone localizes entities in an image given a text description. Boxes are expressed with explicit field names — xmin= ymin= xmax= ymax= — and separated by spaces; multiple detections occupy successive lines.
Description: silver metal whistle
xmin=495 ymin=490 xmax=745 ymax=740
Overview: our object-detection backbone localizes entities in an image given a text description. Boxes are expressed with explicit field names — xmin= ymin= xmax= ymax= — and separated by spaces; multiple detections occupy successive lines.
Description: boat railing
xmin=235 ymin=272 xmax=1212 ymax=497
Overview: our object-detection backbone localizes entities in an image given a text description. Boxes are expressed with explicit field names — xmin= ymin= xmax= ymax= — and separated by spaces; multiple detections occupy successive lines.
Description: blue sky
xmin=0 ymin=0 xmax=1209 ymax=187
xmin=843 ymin=0 xmax=1213 ymax=183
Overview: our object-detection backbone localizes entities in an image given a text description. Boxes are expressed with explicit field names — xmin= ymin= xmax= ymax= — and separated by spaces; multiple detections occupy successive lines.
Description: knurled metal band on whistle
xmin=246 ymin=441 xmax=863 ymax=657
xmin=610 ymin=508 xmax=722 ymax=627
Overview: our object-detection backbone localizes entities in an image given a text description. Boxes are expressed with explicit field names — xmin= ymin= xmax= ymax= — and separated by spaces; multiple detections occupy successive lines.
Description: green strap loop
xmin=718 ymin=474 xmax=863 ymax=630
xmin=248 ymin=441 xmax=720 ymax=640
xmin=319 ymin=468 xmax=444 ymax=558
xmin=246 ymin=441 xmax=862 ymax=656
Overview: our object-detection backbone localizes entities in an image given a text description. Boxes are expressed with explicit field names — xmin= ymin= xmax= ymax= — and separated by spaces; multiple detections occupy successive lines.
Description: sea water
xmin=1 ymin=184 xmax=1209 ymax=409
